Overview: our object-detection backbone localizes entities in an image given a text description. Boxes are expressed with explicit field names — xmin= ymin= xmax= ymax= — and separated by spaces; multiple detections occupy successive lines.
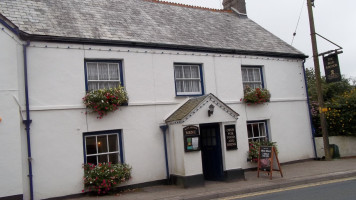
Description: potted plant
xmin=82 ymin=85 xmax=128 ymax=119
xmin=82 ymin=162 xmax=132 ymax=195
xmin=241 ymin=87 xmax=271 ymax=105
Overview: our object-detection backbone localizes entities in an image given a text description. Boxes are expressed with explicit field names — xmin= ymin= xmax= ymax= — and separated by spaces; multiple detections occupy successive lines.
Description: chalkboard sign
xmin=257 ymin=146 xmax=283 ymax=180
xmin=183 ymin=126 xmax=200 ymax=152
xmin=259 ymin=146 xmax=272 ymax=171
xmin=323 ymin=53 xmax=341 ymax=83
xmin=224 ymin=125 xmax=237 ymax=150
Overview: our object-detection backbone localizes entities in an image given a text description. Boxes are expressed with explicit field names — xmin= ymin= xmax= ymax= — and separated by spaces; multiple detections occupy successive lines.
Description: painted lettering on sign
xmin=183 ymin=126 xmax=200 ymax=152
xmin=224 ymin=125 xmax=237 ymax=150
xmin=323 ymin=54 xmax=341 ymax=83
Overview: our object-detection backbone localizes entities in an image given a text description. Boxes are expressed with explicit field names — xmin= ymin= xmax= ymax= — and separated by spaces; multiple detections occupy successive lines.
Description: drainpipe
xmin=302 ymin=59 xmax=318 ymax=159
xmin=159 ymin=125 xmax=170 ymax=184
xmin=23 ymin=41 xmax=34 ymax=200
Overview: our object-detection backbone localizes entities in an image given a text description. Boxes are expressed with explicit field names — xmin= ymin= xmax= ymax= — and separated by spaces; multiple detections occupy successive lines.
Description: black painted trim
xmin=223 ymin=168 xmax=245 ymax=182
xmin=170 ymin=174 xmax=205 ymax=188
xmin=19 ymin=32 xmax=307 ymax=59
xmin=0 ymin=194 xmax=23 ymax=200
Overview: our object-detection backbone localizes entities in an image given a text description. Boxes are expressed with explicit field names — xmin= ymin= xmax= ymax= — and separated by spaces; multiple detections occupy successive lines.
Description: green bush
xmin=326 ymin=88 xmax=356 ymax=136
xmin=83 ymin=162 xmax=131 ymax=195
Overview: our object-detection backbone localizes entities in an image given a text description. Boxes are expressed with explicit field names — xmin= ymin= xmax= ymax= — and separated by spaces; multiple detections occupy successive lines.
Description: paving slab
xmin=67 ymin=158 xmax=356 ymax=200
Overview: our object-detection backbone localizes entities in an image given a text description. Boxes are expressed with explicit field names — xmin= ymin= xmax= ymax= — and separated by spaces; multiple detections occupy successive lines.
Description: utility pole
xmin=306 ymin=0 xmax=331 ymax=160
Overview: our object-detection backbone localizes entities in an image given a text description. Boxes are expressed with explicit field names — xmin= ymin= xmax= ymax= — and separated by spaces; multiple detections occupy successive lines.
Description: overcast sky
xmin=165 ymin=0 xmax=356 ymax=79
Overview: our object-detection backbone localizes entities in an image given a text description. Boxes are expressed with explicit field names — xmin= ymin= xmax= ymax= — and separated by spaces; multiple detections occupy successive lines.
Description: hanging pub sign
xmin=323 ymin=53 xmax=341 ymax=83
xmin=257 ymin=146 xmax=283 ymax=180
xmin=183 ymin=126 xmax=200 ymax=152
xmin=224 ymin=125 xmax=237 ymax=150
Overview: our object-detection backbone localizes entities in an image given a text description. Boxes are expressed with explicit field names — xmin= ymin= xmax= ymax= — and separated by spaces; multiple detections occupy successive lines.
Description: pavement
xmin=69 ymin=157 xmax=356 ymax=200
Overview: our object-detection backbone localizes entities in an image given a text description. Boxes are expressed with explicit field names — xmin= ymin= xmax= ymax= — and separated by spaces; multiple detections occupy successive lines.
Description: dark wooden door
xmin=200 ymin=123 xmax=224 ymax=181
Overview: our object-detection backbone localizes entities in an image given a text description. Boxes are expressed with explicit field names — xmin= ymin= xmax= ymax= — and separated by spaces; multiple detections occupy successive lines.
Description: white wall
xmin=1 ymin=38 xmax=314 ymax=199
xmin=315 ymin=136 xmax=356 ymax=158
xmin=0 ymin=24 xmax=24 ymax=198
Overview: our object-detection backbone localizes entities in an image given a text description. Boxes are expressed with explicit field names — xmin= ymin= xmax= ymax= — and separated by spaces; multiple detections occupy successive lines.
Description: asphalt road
xmin=217 ymin=177 xmax=356 ymax=200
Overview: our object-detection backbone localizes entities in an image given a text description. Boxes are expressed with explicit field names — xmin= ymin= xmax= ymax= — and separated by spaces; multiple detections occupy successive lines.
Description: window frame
xmin=241 ymin=66 xmax=265 ymax=90
xmin=173 ymin=63 xmax=205 ymax=96
xmin=246 ymin=120 xmax=269 ymax=143
xmin=84 ymin=60 xmax=124 ymax=91
xmin=83 ymin=130 xmax=124 ymax=164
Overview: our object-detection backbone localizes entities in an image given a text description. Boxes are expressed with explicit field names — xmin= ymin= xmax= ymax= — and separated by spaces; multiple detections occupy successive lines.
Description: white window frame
xmin=174 ymin=63 xmax=203 ymax=96
xmin=241 ymin=66 xmax=264 ymax=90
xmin=246 ymin=121 xmax=268 ymax=143
xmin=84 ymin=132 xmax=122 ymax=165
xmin=85 ymin=60 xmax=122 ymax=91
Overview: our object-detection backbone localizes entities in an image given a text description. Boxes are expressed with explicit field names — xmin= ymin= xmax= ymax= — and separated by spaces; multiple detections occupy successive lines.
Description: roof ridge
xmin=144 ymin=0 xmax=232 ymax=13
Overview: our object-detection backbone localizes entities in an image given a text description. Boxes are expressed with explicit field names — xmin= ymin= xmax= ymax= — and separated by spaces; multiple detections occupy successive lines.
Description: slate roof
xmin=165 ymin=93 xmax=239 ymax=123
xmin=0 ymin=0 xmax=305 ymax=58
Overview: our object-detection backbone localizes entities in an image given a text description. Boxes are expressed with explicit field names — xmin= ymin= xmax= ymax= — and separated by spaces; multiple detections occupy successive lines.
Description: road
xmin=216 ymin=177 xmax=356 ymax=200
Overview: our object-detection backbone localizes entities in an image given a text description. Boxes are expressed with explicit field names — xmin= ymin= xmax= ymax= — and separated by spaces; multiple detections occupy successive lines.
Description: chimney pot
xmin=222 ymin=0 xmax=246 ymax=15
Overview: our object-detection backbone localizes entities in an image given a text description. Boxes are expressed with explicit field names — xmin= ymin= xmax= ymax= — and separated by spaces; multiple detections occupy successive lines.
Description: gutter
xmin=302 ymin=59 xmax=318 ymax=159
xmin=18 ymin=32 xmax=308 ymax=60
xmin=159 ymin=125 xmax=170 ymax=183
xmin=23 ymin=41 xmax=34 ymax=200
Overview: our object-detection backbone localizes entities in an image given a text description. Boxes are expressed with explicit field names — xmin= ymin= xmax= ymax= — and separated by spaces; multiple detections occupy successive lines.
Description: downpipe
xmin=23 ymin=40 xmax=34 ymax=200
xmin=302 ymin=59 xmax=318 ymax=159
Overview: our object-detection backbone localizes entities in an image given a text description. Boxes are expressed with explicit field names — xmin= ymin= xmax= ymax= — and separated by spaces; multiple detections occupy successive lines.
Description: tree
xmin=306 ymin=68 xmax=356 ymax=136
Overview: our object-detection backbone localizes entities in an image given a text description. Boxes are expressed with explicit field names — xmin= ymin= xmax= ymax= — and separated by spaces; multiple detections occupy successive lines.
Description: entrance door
xmin=200 ymin=123 xmax=224 ymax=181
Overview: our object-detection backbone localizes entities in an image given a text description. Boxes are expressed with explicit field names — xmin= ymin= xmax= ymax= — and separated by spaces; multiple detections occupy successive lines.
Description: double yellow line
xmin=217 ymin=176 xmax=356 ymax=200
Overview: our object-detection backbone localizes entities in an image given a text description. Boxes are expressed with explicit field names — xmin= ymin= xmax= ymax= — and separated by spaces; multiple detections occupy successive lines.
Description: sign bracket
xmin=316 ymin=33 xmax=343 ymax=57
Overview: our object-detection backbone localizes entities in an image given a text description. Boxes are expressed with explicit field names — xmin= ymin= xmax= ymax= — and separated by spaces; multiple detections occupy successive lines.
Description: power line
xmin=291 ymin=0 xmax=306 ymax=45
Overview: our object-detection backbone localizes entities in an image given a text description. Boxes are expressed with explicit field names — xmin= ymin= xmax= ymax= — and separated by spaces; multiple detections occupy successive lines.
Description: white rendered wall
xmin=5 ymin=40 xmax=314 ymax=199
xmin=315 ymin=136 xmax=356 ymax=158
xmin=0 ymin=24 xmax=24 ymax=198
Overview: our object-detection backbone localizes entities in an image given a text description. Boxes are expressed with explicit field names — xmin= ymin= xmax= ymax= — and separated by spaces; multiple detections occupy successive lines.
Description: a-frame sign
xmin=257 ymin=146 xmax=283 ymax=180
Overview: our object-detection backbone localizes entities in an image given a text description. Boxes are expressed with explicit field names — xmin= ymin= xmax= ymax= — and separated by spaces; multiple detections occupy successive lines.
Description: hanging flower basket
xmin=82 ymin=85 xmax=128 ymax=119
xmin=241 ymin=87 xmax=271 ymax=105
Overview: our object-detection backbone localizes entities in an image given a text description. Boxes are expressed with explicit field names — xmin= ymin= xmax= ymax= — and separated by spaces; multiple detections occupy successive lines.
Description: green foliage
xmin=326 ymin=89 xmax=356 ymax=136
xmin=83 ymin=163 xmax=131 ymax=195
xmin=247 ymin=140 xmax=277 ymax=163
xmin=305 ymin=68 xmax=353 ymax=102
xmin=241 ymin=87 xmax=271 ymax=105
xmin=306 ymin=68 xmax=356 ymax=136
xmin=83 ymin=85 xmax=128 ymax=119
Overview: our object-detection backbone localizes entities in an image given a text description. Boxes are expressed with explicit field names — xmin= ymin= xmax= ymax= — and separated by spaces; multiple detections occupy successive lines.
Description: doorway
xmin=200 ymin=123 xmax=224 ymax=181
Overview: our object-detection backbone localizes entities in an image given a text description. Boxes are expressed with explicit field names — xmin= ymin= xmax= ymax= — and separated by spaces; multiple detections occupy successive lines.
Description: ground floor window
xmin=246 ymin=120 xmax=268 ymax=143
xmin=83 ymin=130 xmax=123 ymax=165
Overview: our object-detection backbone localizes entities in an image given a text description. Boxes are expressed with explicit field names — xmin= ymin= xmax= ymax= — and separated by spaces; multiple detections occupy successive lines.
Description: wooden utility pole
xmin=306 ymin=0 xmax=331 ymax=160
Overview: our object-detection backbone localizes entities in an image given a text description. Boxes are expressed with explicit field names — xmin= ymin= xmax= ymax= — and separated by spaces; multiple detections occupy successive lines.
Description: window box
xmin=83 ymin=86 xmax=128 ymax=119
xmin=241 ymin=87 xmax=271 ymax=105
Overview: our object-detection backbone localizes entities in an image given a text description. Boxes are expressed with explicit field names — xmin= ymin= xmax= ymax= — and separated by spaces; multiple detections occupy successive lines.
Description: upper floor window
xmin=83 ymin=130 xmax=123 ymax=165
xmin=241 ymin=66 xmax=263 ymax=89
xmin=85 ymin=60 xmax=123 ymax=91
xmin=247 ymin=120 xmax=268 ymax=143
xmin=174 ymin=63 xmax=204 ymax=96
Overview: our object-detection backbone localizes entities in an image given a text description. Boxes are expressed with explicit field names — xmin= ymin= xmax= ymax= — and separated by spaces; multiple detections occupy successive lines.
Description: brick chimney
xmin=222 ymin=0 xmax=246 ymax=15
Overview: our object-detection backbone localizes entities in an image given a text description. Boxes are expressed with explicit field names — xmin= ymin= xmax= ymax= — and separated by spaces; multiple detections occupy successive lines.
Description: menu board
xmin=257 ymin=146 xmax=283 ymax=180
xmin=259 ymin=146 xmax=272 ymax=171
xmin=225 ymin=125 xmax=237 ymax=150
xmin=183 ymin=126 xmax=200 ymax=152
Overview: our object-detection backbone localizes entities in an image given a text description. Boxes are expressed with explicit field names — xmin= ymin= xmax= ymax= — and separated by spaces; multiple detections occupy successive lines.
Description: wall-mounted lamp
xmin=208 ymin=104 xmax=215 ymax=117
